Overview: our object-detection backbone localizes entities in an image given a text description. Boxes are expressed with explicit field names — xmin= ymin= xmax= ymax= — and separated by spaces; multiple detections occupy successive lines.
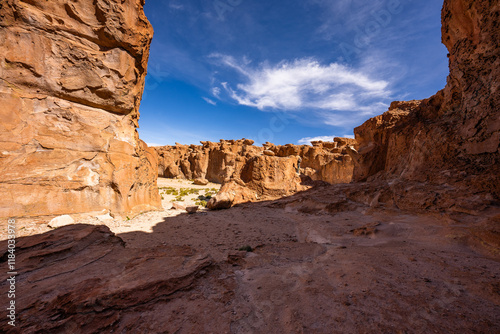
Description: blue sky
xmin=138 ymin=0 xmax=448 ymax=146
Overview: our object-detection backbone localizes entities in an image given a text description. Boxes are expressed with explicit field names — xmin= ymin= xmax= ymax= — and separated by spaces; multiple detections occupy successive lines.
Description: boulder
xmin=48 ymin=215 xmax=75 ymax=229
xmin=154 ymin=137 xmax=357 ymax=186
xmin=263 ymin=150 xmax=276 ymax=156
xmin=171 ymin=202 xmax=186 ymax=211
xmin=208 ymin=155 xmax=307 ymax=209
xmin=193 ymin=178 xmax=209 ymax=186
xmin=349 ymin=0 xmax=500 ymax=210
xmin=186 ymin=206 xmax=199 ymax=214
xmin=207 ymin=191 xmax=235 ymax=210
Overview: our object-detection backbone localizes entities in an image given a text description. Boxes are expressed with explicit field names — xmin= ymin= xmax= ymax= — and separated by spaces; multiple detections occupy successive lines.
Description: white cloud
xmin=212 ymin=87 xmax=221 ymax=98
xmin=146 ymin=142 xmax=163 ymax=147
xmin=202 ymin=97 xmax=217 ymax=106
xmin=297 ymin=134 xmax=354 ymax=145
xmin=297 ymin=136 xmax=334 ymax=145
xmin=211 ymin=56 xmax=391 ymax=124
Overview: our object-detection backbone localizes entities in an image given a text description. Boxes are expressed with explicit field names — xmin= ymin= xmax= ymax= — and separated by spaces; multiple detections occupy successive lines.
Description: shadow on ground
xmin=1 ymin=184 xmax=500 ymax=333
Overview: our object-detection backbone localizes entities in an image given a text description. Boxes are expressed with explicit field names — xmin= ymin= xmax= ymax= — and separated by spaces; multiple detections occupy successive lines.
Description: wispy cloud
xmin=297 ymin=134 xmax=354 ymax=145
xmin=211 ymin=55 xmax=391 ymax=126
xmin=202 ymin=97 xmax=217 ymax=106
xmin=211 ymin=87 xmax=221 ymax=98
xmin=169 ymin=3 xmax=184 ymax=10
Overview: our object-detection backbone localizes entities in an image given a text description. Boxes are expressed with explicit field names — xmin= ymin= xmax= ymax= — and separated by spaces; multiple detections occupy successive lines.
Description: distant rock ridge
xmin=154 ymin=137 xmax=356 ymax=185
xmin=154 ymin=137 xmax=357 ymax=209
xmin=0 ymin=0 xmax=161 ymax=218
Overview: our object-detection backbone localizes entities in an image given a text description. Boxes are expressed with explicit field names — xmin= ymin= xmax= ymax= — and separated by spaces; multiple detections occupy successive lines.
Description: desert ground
xmin=1 ymin=179 xmax=498 ymax=333
xmin=0 ymin=178 xmax=221 ymax=239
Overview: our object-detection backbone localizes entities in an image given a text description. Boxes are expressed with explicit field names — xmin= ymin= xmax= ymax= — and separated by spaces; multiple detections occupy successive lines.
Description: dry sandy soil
xmin=1 ymin=179 xmax=499 ymax=333
xmin=0 ymin=178 xmax=221 ymax=238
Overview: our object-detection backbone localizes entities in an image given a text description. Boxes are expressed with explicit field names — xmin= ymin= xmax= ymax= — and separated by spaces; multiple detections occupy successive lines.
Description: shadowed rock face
xmin=0 ymin=0 xmax=161 ymax=218
xmin=350 ymin=0 xmax=499 ymax=210
xmin=354 ymin=0 xmax=500 ymax=187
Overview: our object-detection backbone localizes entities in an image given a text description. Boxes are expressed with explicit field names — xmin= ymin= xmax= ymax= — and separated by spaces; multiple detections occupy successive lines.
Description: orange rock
xmin=208 ymin=155 xmax=307 ymax=209
xmin=0 ymin=0 xmax=161 ymax=218
xmin=349 ymin=0 xmax=500 ymax=210
xmin=155 ymin=137 xmax=356 ymax=186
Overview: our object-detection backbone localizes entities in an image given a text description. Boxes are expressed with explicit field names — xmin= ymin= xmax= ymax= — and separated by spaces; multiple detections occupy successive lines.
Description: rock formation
xmin=0 ymin=1 xmax=499 ymax=333
xmin=347 ymin=0 xmax=499 ymax=212
xmin=0 ymin=0 xmax=161 ymax=218
xmin=155 ymin=138 xmax=356 ymax=208
xmin=155 ymin=138 xmax=355 ymax=183
xmin=207 ymin=155 xmax=306 ymax=209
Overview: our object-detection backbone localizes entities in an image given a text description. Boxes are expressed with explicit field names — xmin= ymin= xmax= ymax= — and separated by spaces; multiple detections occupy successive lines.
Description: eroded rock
xmin=154 ymin=137 xmax=356 ymax=186
xmin=0 ymin=0 xmax=161 ymax=218
xmin=350 ymin=0 xmax=500 ymax=212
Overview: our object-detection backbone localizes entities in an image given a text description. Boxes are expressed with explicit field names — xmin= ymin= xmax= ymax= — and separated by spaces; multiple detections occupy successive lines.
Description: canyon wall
xmin=348 ymin=0 xmax=499 ymax=211
xmin=0 ymin=0 xmax=161 ymax=218
xmin=155 ymin=137 xmax=356 ymax=185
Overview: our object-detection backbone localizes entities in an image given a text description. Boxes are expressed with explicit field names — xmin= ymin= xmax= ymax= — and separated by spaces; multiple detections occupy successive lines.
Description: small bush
xmin=238 ymin=245 xmax=253 ymax=252
xmin=195 ymin=200 xmax=208 ymax=207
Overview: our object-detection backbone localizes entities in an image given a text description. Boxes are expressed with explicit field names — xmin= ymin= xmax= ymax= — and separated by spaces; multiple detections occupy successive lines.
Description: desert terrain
xmin=0 ymin=0 xmax=499 ymax=332
xmin=1 ymin=181 xmax=499 ymax=333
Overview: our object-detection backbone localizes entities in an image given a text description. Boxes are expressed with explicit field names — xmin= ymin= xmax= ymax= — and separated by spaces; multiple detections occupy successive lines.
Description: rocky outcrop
xmin=155 ymin=138 xmax=355 ymax=209
xmin=349 ymin=0 xmax=499 ymax=211
xmin=0 ymin=224 xmax=214 ymax=333
xmin=0 ymin=0 xmax=161 ymax=218
xmin=207 ymin=155 xmax=306 ymax=209
xmin=155 ymin=137 xmax=356 ymax=185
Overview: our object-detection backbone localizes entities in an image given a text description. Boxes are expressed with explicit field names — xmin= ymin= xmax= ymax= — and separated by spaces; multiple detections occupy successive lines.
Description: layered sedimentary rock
xmin=348 ymin=0 xmax=499 ymax=212
xmin=155 ymin=137 xmax=356 ymax=185
xmin=0 ymin=224 xmax=215 ymax=333
xmin=0 ymin=0 xmax=161 ymax=218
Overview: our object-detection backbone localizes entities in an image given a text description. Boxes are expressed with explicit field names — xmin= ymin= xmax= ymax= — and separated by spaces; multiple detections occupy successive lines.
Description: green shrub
xmin=195 ymin=200 xmax=208 ymax=207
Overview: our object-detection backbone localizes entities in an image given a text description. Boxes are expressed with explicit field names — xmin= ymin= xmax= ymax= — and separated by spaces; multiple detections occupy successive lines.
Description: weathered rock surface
xmin=156 ymin=138 xmax=355 ymax=208
xmin=47 ymin=215 xmax=75 ymax=229
xmin=348 ymin=0 xmax=499 ymax=212
xmin=0 ymin=224 xmax=215 ymax=333
xmin=207 ymin=155 xmax=306 ymax=209
xmin=0 ymin=0 xmax=161 ymax=218
xmin=155 ymin=138 xmax=355 ymax=184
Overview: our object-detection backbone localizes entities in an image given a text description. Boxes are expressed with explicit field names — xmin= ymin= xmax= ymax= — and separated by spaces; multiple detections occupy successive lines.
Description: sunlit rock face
xmin=155 ymin=138 xmax=356 ymax=209
xmin=155 ymin=138 xmax=356 ymax=185
xmin=0 ymin=0 xmax=161 ymax=218
xmin=350 ymin=0 xmax=499 ymax=209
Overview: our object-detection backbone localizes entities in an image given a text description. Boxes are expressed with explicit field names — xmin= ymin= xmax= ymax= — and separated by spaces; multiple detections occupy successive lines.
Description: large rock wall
xmin=155 ymin=137 xmax=356 ymax=185
xmin=0 ymin=0 xmax=161 ymax=218
xmin=349 ymin=0 xmax=499 ymax=206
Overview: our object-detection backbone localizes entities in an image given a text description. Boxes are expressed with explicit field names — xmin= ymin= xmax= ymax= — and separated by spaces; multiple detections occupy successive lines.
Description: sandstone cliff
xmin=0 ymin=0 xmax=161 ymax=218
xmin=348 ymin=0 xmax=499 ymax=212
